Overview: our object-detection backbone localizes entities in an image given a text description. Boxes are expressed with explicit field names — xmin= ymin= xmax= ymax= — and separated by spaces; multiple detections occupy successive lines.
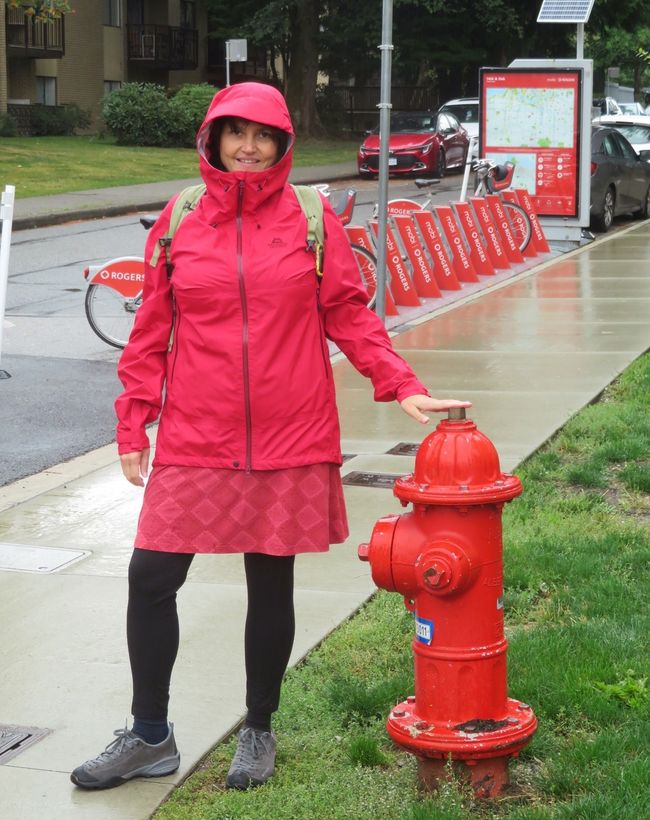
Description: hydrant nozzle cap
xmin=358 ymin=543 xmax=370 ymax=561
xmin=447 ymin=407 xmax=466 ymax=421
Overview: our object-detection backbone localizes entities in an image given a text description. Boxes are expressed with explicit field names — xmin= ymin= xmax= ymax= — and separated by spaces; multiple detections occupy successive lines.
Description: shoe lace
xmin=231 ymin=728 xmax=271 ymax=771
xmin=86 ymin=724 xmax=139 ymax=770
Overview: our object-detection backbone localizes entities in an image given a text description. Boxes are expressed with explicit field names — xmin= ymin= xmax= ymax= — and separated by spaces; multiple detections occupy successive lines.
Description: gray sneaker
xmin=226 ymin=727 xmax=276 ymax=789
xmin=70 ymin=723 xmax=180 ymax=790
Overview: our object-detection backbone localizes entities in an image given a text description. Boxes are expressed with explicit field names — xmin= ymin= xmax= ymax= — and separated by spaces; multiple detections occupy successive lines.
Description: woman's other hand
xmin=120 ymin=448 xmax=151 ymax=486
xmin=399 ymin=395 xmax=472 ymax=425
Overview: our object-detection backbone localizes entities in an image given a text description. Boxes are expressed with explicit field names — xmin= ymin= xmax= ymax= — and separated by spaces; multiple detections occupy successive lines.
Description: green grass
xmin=154 ymin=352 xmax=650 ymax=819
xmin=0 ymin=135 xmax=359 ymax=198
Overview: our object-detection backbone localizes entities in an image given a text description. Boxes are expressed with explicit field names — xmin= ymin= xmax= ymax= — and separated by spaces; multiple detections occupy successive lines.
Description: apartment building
xmin=0 ymin=1 xmax=211 ymax=127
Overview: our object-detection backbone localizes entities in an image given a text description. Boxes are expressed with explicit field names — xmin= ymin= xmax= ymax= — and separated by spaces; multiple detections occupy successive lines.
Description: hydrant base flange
xmin=387 ymin=696 xmax=537 ymax=761
xmin=417 ymin=756 xmax=510 ymax=799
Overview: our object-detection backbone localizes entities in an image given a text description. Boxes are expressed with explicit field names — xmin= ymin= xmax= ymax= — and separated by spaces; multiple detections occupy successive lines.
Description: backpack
xmin=148 ymin=183 xmax=325 ymax=279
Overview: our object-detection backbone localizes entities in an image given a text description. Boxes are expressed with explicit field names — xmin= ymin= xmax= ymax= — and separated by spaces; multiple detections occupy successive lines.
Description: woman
xmin=70 ymin=82 xmax=469 ymax=791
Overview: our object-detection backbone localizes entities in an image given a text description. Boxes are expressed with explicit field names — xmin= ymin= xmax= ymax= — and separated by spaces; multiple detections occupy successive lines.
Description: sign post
xmin=225 ymin=39 xmax=247 ymax=87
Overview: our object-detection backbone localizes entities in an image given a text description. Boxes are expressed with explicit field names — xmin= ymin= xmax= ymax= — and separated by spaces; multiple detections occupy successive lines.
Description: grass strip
xmin=155 ymin=352 xmax=650 ymax=819
xmin=0 ymin=136 xmax=359 ymax=198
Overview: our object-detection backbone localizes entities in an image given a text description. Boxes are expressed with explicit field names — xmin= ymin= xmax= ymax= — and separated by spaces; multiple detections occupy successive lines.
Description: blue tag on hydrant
xmin=415 ymin=616 xmax=434 ymax=645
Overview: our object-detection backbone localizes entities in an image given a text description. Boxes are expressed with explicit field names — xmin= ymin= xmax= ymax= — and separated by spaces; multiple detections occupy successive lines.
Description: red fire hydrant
xmin=358 ymin=408 xmax=537 ymax=797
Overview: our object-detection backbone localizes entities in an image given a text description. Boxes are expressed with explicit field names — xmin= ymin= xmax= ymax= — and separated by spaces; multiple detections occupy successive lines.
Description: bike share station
xmin=480 ymin=58 xmax=594 ymax=245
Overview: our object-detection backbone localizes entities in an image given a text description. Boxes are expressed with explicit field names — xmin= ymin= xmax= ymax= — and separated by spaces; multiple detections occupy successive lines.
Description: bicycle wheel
xmin=502 ymin=201 xmax=532 ymax=253
xmin=85 ymin=284 xmax=140 ymax=349
xmin=350 ymin=244 xmax=378 ymax=310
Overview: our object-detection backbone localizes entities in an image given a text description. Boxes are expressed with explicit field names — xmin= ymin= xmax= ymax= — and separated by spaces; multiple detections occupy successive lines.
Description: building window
xmin=104 ymin=0 xmax=120 ymax=27
xmin=104 ymin=80 xmax=122 ymax=96
xmin=180 ymin=1 xmax=196 ymax=29
xmin=36 ymin=77 xmax=56 ymax=106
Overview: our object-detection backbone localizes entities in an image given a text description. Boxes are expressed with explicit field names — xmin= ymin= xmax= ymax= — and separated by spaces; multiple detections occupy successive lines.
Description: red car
xmin=357 ymin=110 xmax=469 ymax=178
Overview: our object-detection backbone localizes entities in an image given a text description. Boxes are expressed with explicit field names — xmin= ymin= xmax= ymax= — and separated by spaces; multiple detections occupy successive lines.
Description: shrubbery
xmin=29 ymin=103 xmax=91 ymax=136
xmin=0 ymin=113 xmax=18 ymax=137
xmin=102 ymin=82 xmax=217 ymax=147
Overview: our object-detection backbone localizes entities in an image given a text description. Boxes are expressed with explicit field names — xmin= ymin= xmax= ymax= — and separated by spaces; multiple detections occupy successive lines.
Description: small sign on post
xmin=0 ymin=184 xmax=16 ymax=380
xmin=225 ymin=39 xmax=248 ymax=87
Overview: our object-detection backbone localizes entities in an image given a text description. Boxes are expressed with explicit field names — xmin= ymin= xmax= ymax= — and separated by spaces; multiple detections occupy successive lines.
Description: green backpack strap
xmin=149 ymin=183 xmax=207 ymax=277
xmin=291 ymin=183 xmax=325 ymax=277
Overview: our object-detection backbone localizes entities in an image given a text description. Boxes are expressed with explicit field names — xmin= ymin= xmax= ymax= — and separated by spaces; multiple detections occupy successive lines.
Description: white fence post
xmin=0 ymin=184 xmax=16 ymax=378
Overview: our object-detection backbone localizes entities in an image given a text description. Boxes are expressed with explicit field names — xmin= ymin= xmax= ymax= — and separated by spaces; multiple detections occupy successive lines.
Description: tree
xmin=5 ymin=1 xmax=72 ymax=20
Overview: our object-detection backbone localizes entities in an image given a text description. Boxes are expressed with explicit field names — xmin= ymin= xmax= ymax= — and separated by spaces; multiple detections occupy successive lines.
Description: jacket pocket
xmin=168 ymin=304 xmax=182 ymax=384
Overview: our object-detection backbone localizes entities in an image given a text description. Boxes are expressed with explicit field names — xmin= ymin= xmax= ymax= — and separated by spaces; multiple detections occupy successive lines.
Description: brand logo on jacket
xmin=269 ymin=237 xmax=286 ymax=247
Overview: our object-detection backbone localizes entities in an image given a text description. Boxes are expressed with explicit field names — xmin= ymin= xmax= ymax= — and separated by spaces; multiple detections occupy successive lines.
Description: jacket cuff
xmin=117 ymin=437 xmax=150 ymax=455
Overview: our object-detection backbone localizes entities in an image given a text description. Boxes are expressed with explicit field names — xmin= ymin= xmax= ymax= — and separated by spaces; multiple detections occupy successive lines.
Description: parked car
xmin=357 ymin=111 xmax=469 ymax=178
xmin=590 ymin=125 xmax=650 ymax=232
xmin=591 ymin=115 xmax=650 ymax=161
xmin=618 ymin=102 xmax=647 ymax=117
xmin=438 ymin=97 xmax=479 ymax=155
xmin=593 ymin=97 xmax=623 ymax=116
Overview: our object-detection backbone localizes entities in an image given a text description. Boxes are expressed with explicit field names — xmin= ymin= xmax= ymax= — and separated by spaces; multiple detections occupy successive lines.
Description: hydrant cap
xmin=395 ymin=415 xmax=522 ymax=505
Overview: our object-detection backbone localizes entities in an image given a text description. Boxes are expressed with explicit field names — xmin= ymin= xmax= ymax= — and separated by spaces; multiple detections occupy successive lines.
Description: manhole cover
xmin=0 ymin=543 xmax=90 ymax=573
xmin=342 ymin=471 xmax=404 ymax=489
xmin=385 ymin=442 xmax=419 ymax=456
xmin=0 ymin=725 xmax=51 ymax=764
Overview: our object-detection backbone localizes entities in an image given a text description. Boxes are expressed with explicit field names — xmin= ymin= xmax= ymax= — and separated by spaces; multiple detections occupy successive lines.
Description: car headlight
xmin=420 ymin=142 xmax=434 ymax=155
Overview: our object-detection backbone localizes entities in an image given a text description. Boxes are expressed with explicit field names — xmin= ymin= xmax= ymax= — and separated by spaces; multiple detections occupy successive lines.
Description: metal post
xmin=374 ymin=0 xmax=394 ymax=323
xmin=225 ymin=40 xmax=231 ymax=87
xmin=576 ymin=23 xmax=584 ymax=60
xmin=0 ymin=184 xmax=16 ymax=379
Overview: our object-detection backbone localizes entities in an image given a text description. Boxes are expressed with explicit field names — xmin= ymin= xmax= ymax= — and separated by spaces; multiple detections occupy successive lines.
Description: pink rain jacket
xmin=115 ymin=83 xmax=428 ymax=471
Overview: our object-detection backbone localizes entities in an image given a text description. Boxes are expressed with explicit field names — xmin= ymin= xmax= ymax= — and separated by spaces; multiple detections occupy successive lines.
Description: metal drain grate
xmin=385 ymin=442 xmax=419 ymax=456
xmin=342 ymin=471 xmax=405 ymax=489
xmin=0 ymin=725 xmax=51 ymax=764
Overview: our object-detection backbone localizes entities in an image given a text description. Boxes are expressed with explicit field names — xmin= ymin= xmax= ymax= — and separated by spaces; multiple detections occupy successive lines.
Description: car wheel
xmin=434 ymin=150 xmax=446 ymax=179
xmin=592 ymin=186 xmax=615 ymax=232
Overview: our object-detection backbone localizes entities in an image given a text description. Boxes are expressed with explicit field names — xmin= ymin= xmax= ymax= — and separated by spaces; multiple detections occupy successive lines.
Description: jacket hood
xmin=196 ymin=83 xmax=295 ymax=216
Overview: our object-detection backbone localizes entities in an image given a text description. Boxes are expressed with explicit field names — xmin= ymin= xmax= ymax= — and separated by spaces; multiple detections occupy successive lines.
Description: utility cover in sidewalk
xmin=386 ymin=442 xmax=419 ymax=456
xmin=0 ymin=543 xmax=89 ymax=573
xmin=0 ymin=725 xmax=51 ymax=764
xmin=342 ymin=471 xmax=404 ymax=489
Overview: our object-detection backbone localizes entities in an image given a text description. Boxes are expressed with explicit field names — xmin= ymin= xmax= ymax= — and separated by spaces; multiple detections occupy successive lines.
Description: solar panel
xmin=537 ymin=0 xmax=595 ymax=23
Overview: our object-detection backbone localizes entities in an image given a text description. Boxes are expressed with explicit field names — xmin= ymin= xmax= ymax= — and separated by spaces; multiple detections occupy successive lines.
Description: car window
xmin=612 ymin=132 xmax=638 ymax=160
xmin=391 ymin=114 xmax=435 ymax=133
xmin=441 ymin=104 xmax=478 ymax=124
xmin=437 ymin=113 xmax=451 ymax=132
xmin=614 ymin=124 xmax=650 ymax=145
xmin=602 ymin=134 xmax=622 ymax=156
xmin=445 ymin=113 xmax=461 ymax=131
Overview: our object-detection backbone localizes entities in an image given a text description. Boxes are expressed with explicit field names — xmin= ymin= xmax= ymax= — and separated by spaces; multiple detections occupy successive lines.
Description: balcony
xmin=127 ymin=25 xmax=198 ymax=70
xmin=6 ymin=8 xmax=65 ymax=59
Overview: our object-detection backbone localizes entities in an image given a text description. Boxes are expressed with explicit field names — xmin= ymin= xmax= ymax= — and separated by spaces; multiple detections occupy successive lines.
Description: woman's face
xmin=218 ymin=118 xmax=280 ymax=172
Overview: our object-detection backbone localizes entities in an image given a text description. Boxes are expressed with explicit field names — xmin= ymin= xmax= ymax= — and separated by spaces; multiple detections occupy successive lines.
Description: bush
xmin=168 ymin=83 xmax=217 ymax=146
xmin=0 ymin=113 xmax=18 ymax=137
xmin=102 ymin=83 xmax=175 ymax=146
xmin=29 ymin=103 xmax=91 ymax=136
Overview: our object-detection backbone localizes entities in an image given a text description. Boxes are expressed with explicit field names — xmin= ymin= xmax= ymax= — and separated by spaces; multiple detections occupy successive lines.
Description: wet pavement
xmin=0 ymin=184 xmax=649 ymax=818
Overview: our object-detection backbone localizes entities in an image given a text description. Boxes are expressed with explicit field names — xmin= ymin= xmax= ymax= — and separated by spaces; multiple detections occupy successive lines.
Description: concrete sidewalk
xmin=0 ymin=212 xmax=649 ymax=818
xmin=10 ymin=161 xmax=359 ymax=230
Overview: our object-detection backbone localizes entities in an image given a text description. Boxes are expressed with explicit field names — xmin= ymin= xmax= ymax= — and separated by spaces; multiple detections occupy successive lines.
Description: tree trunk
xmin=286 ymin=0 xmax=324 ymax=136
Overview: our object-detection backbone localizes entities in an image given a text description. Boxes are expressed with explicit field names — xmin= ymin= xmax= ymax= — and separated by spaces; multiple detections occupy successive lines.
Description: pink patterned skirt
xmin=134 ymin=462 xmax=349 ymax=556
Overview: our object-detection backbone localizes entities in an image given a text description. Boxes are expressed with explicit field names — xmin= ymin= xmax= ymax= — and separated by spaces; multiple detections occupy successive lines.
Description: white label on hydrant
xmin=415 ymin=616 xmax=434 ymax=645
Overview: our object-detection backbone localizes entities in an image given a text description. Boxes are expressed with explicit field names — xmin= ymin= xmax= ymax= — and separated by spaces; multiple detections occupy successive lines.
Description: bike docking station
xmin=0 ymin=184 xmax=16 ymax=380
xmin=343 ymin=171 xmax=553 ymax=329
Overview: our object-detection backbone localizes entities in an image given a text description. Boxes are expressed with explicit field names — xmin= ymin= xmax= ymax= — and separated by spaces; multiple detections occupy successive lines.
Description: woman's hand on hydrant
xmin=400 ymin=395 xmax=472 ymax=424
xmin=120 ymin=448 xmax=151 ymax=486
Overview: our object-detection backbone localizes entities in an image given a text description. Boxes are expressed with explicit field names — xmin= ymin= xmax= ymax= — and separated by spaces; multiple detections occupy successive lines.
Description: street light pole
xmin=374 ymin=0 xmax=393 ymax=323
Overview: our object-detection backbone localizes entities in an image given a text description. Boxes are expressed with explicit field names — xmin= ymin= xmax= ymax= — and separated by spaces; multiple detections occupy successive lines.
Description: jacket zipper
xmin=316 ymin=289 xmax=330 ymax=378
xmin=168 ymin=301 xmax=182 ymax=383
xmin=237 ymin=181 xmax=253 ymax=471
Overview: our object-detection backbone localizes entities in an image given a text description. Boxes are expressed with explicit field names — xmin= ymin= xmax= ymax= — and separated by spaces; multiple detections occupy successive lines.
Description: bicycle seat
xmin=140 ymin=215 xmax=157 ymax=230
xmin=414 ymin=178 xmax=441 ymax=189
xmin=491 ymin=161 xmax=515 ymax=191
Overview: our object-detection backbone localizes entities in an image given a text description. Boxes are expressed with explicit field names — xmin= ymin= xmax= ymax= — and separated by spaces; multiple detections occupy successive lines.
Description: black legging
xmin=127 ymin=548 xmax=295 ymax=724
